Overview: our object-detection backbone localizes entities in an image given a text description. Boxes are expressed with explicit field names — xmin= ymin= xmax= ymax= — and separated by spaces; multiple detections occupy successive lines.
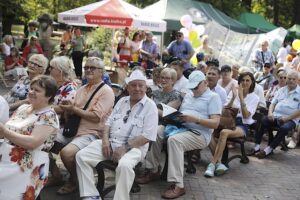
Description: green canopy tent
xmin=288 ymin=24 xmax=300 ymax=38
xmin=239 ymin=12 xmax=277 ymax=33
xmin=142 ymin=0 xmax=249 ymax=33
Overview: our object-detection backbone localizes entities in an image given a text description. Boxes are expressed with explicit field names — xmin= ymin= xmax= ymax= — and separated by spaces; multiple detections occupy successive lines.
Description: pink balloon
xmin=180 ymin=15 xmax=193 ymax=28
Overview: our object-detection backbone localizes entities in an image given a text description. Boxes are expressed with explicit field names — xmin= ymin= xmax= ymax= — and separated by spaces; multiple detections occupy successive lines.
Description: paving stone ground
xmin=1 ymin=80 xmax=300 ymax=200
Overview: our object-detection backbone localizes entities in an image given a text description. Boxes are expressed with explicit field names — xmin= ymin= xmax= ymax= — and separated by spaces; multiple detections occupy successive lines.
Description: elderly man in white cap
xmin=136 ymin=71 xmax=222 ymax=199
xmin=75 ymin=69 xmax=158 ymax=200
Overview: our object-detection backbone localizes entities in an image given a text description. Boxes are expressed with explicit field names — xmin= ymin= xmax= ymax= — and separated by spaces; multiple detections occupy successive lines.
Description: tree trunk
xmin=53 ymin=0 xmax=57 ymax=14
xmin=293 ymin=0 xmax=300 ymax=24
xmin=273 ymin=0 xmax=279 ymax=25
xmin=242 ymin=0 xmax=252 ymax=11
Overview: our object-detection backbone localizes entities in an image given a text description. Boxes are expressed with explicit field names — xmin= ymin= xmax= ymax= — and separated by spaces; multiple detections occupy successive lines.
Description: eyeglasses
xmin=84 ymin=66 xmax=97 ymax=71
xmin=28 ymin=61 xmax=43 ymax=68
xmin=279 ymin=76 xmax=286 ymax=80
xmin=123 ymin=110 xmax=131 ymax=124
xmin=175 ymin=34 xmax=182 ymax=38
xmin=160 ymin=76 xmax=172 ymax=80
xmin=192 ymin=81 xmax=202 ymax=90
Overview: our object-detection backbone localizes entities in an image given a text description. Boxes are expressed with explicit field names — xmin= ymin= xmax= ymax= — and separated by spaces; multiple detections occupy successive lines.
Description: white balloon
xmin=195 ymin=25 xmax=205 ymax=36
xmin=180 ymin=27 xmax=189 ymax=37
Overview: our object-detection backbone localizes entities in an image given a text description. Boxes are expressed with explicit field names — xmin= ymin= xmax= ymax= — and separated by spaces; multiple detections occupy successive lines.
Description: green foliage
xmin=127 ymin=0 xmax=159 ymax=8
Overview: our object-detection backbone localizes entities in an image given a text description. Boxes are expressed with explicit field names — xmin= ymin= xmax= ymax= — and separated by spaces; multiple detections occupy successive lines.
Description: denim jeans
xmin=255 ymin=116 xmax=296 ymax=149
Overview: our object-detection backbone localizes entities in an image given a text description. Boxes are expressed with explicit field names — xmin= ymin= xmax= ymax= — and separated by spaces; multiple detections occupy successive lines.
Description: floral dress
xmin=3 ymin=76 xmax=31 ymax=104
xmin=53 ymin=81 xmax=77 ymax=106
xmin=0 ymin=104 xmax=59 ymax=200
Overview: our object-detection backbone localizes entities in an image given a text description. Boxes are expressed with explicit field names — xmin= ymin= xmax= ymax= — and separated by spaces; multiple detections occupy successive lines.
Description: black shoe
xmin=247 ymin=149 xmax=260 ymax=156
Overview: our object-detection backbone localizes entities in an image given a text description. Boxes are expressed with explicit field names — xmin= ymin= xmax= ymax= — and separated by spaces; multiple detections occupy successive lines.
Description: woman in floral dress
xmin=46 ymin=56 xmax=77 ymax=187
xmin=0 ymin=75 xmax=59 ymax=200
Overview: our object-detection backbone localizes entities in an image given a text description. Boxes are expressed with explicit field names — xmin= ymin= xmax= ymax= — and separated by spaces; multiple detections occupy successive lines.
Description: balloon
xmin=189 ymin=31 xmax=198 ymax=42
xmin=191 ymin=38 xmax=202 ymax=49
xmin=180 ymin=27 xmax=189 ymax=37
xmin=292 ymin=39 xmax=300 ymax=50
xmin=180 ymin=15 xmax=193 ymax=28
xmin=191 ymin=54 xmax=198 ymax=66
xmin=195 ymin=25 xmax=205 ymax=36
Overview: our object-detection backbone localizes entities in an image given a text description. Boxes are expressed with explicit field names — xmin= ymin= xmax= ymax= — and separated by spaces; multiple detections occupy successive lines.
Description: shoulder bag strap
xmin=261 ymin=51 xmax=265 ymax=64
xmin=83 ymin=82 xmax=105 ymax=110
xmin=125 ymin=100 xmax=146 ymax=137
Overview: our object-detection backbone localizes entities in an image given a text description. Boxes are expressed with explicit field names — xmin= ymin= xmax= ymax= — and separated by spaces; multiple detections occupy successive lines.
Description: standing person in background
xmin=130 ymin=31 xmax=141 ymax=62
xmin=196 ymin=35 xmax=214 ymax=62
xmin=277 ymin=41 xmax=288 ymax=65
xmin=164 ymin=30 xmax=194 ymax=70
xmin=60 ymin=25 xmax=73 ymax=55
xmin=231 ymin=64 xmax=240 ymax=80
xmin=139 ymin=31 xmax=159 ymax=69
xmin=118 ymin=27 xmax=132 ymax=63
xmin=252 ymin=40 xmax=274 ymax=72
xmin=21 ymin=21 xmax=39 ymax=50
xmin=71 ymin=27 xmax=86 ymax=79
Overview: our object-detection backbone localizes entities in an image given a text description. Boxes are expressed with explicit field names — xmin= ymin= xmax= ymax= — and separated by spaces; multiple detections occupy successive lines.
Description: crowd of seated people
xmin=1 ymin=27 xmax=300 ymax=200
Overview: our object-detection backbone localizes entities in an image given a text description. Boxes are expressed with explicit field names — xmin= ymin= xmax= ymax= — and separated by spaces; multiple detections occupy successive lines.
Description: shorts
xmin=236 ymin=117 xmax=250 ymax=136
xmin=71 ymin=134 xmax=99 ymax=150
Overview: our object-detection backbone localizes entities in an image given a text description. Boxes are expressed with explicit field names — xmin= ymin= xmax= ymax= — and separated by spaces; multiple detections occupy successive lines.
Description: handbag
xmin=62 ymin=82 xmax=105 ymax=138
xmin=214 ymin=106 xmax=239 ymax=136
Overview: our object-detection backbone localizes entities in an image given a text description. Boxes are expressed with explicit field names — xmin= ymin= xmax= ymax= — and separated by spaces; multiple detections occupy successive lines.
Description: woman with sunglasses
xmin=265 ymin=68 xmax=287 ymax=107
xmin=204 ymin=72 xmax=259 ymax=177
xmin=4 ymin=54 xmax=48 ymax=113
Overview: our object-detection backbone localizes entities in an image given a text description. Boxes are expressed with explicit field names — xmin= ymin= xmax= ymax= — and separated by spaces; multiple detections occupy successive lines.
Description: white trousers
xmin=76 ymin=139 xmax=142 ymax=200
xmin=167 ymin=131 xmax=207 ymax=187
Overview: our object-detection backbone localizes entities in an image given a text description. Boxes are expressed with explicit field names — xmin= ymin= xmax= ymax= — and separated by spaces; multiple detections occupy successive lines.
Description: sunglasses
xmin=123 ymin=110 xmax=131 ymax=124
xmin=279 ymin=76 xmax=286 ymax=80
xmin=192 ymin=81 xmax=203 ymax=90
xmin=84 ymin=66 xmax=97 ymax=71
xmin=175 ymin=34 xmax=182 ymax=38
xmin=28 ymin=61 xmax=43 ymax=68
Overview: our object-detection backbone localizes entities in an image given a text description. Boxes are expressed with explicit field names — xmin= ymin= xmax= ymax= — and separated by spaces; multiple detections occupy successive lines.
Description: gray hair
xmin=50 ymin=56 xmax=74 ymax=80
xmin=161 ymin=67 xmax=177 ymax=82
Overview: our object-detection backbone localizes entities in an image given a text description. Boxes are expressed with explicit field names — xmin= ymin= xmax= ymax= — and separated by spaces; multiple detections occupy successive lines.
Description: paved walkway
xmin=1 ymin=81 xmax=300 ymax=200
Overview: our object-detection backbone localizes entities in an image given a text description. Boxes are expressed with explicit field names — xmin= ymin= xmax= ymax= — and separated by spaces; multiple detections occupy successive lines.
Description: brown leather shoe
xmin=135 ymin=170 xmax=160 ymax=184
xmin=162 ymin=184 xmax=186 ymax=199
xmin=255 ymin=150 xmax=272 ymax=159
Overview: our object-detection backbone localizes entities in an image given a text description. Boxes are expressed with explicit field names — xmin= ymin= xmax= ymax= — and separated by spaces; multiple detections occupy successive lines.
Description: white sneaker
xmin=287 ymin=140 xmax=297 ymax=149
xmin=215 ymin=163 xmax=228 ymax=176
xmin=204 ymin=163 xmax=215 ymax=177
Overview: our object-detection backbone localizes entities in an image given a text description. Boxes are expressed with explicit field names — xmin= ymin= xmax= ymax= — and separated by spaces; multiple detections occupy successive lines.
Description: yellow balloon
xmin=189 ymin=31 xmax=198 ymax=42
xmin=191 ymin=54 xmax=198 ymax=66
xmin=191 ymin=38 xmax=202 ymax=48
xmin=292 ymin=39 xmax=300 ymax=50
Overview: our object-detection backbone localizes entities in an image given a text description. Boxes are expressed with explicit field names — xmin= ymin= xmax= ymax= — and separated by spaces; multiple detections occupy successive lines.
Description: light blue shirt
xmin=167 ymin=40 xmax=194 ymax=69
xmin=180 ymin=88 xmax=222 ymax=145
xmin=271 ymin=85 xmax=300 ymax=124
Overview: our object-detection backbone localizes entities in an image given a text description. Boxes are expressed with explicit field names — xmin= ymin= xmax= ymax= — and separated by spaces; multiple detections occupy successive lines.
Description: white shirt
xmin=227 ymin=92 xmax=259 ymax=125
xmin=276 ymin=47 xmax=288 ymax=64
xmin=218 ymin=79 xmax=238 ymax=95
xmin=2 ymin=43 xmax=14 ymax=56
xmin=0 ymin=96 xmax=9 ymax=123
xmin=254 ymin=84 xmax=266 ymax=108
xmin=106 ymin=95 xmax=158 ymax=158
xmin=173 ymin=75 xmax=189 ymax=93
xmin=211 ymin=84 xmax=227 ymax=106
